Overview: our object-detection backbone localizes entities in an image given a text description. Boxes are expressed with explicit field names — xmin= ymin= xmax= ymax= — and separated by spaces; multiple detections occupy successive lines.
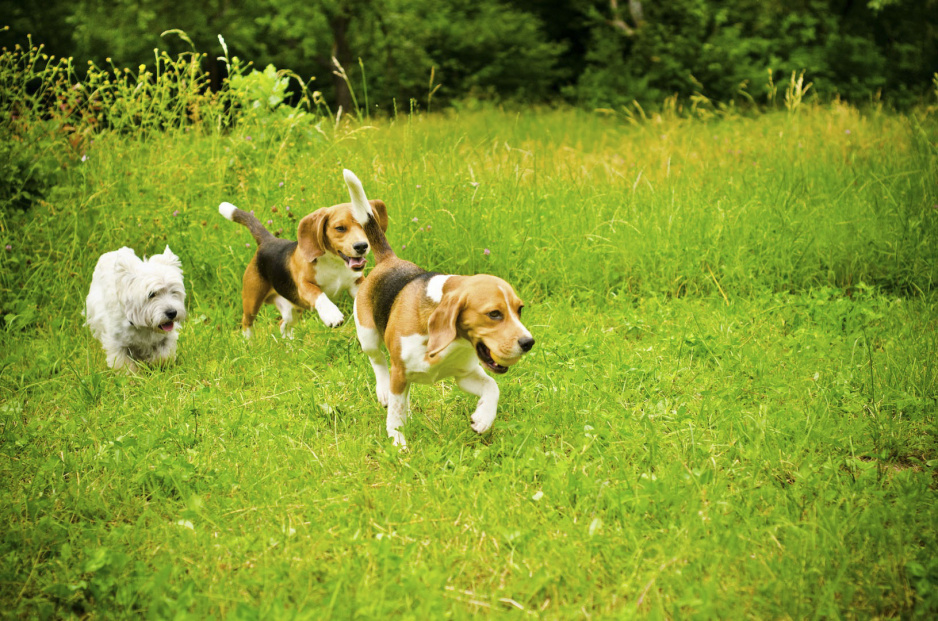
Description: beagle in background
xmin=343 ymin=170 xmax=535 ymax=447
xmin=219 ymin=195 xmax=388 ymax=338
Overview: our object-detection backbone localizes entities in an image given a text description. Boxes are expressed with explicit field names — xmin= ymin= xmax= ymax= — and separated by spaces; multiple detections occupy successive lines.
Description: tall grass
xmin=1 ymin=43 xmax=937 ymax=617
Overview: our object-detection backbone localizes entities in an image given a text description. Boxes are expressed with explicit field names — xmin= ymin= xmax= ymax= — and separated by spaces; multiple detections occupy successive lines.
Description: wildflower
xmin=845 ymin=129 xmax=851 ymax=135
xmin=483 ymin=248 xmax=490 ymax=256
xmin=267 ymin=219 xmax=273 ymax=225
xmin=4 ymin=245 xmax=11 ymax=251
xmin=416 ymin=185 xmax=422 ymax=189
xmin=245 ymin=243 xmax=250 ymax=248
xmin=81 ymin=154 xmax=89 ymax=162
xmin=402 ymin=245 xmax=407 ymax=250
xmin=279 ymin=181 xmax=284 ymax=187
xmin=412 ymin=217 xmax=419 ymax=223
xmin=172 ymin=210 xmax=179 ymax=217
xmin=245 ymin=135 xmax=252 ymax=141
xmin=426 ymin=225 xmax=432 ymax=231
xmin=470 ymin=182 xmax=479 ymax=188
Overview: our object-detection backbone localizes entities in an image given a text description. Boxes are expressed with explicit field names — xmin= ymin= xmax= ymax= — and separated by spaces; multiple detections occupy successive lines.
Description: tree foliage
xmin=1 ymin=0 xmax=935 ymax=109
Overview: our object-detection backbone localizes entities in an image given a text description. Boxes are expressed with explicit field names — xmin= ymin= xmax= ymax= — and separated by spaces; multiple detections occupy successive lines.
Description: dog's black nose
xmin=353 ymin=242 xmax=369 ymax=256
xmin=165 ymin=309 xmax=177 ymax=320
xmin=518 ymin=335 xmax=535 ymax=352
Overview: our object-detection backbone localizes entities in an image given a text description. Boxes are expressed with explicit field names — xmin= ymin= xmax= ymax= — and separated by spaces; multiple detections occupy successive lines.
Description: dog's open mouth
xmin=339 ymin=251 xmax=367 ymax=271
xmin=476 ymin=342 xmax=509 ymax=374
xmin=159 ymin=321 xmax=174 ymax=332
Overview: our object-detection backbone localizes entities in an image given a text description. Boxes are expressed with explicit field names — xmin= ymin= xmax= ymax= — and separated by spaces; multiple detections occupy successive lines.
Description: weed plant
xmin=1 ymin=43 xmax=937 ymax=617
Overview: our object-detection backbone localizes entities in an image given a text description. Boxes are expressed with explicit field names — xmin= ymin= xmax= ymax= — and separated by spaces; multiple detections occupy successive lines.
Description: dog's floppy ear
xmin=297 ymin=209 xmax=328 ymax=262
xmin=149 ymin=245 xmax=182 ymax=270
xmin=370 ymin=199 xmax=389 ymax=232
xmin=427 ymin=286 xmax=468 ymax=361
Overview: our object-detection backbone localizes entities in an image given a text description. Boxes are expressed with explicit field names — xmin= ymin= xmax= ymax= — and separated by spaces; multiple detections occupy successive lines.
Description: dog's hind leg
xmin=354 ymin=299 xmax=390 ymax=406
xmin=241 ymin=258 xmax=269 ymax=339
xmin=386 ymin=366 xmax=411 ymax=447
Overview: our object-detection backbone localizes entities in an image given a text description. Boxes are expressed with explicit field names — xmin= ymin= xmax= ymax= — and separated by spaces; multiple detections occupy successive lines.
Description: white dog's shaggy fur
xmin=85 ymin=246 xmax=187 ymax=372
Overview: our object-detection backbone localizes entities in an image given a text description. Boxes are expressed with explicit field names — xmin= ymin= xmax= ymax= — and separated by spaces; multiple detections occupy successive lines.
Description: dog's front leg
xmin=107 ymin=347 xmax=139 ymax=374
xmin=457 ymin=365 xmax=500 ymax=434
xmin=151 ymin=337 xmax=178 ymax=366
xmin=386 ymin=366 xmax=411 ymax=447
xmin=273 ymin=295 xmax=300 ymax=339
xmin=348 ymin=276 xmax=364 ymax=300
xmin=299 ymin=282 xmax=344 ymax=327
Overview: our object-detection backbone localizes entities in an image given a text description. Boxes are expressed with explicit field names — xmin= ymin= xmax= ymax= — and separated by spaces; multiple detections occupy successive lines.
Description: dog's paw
xmin=471 ymin=409 xmax=496 ymax=435
xmin=388 ymin=429 xmax=408 ymax=448
xmin=316 ymin=301 xmax=344 ymax=327
xmin=107 ymin=350 xmax=138 ymax=374
xmin=375 ymin=379 xmax=390 ymax=407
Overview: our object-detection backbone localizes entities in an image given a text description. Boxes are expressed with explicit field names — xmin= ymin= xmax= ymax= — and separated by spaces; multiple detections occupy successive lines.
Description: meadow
xmin=1 ymin=76 xmax=938 ymax=616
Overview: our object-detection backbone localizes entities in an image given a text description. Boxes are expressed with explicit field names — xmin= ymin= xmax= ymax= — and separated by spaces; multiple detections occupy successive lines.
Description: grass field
xmin=2 ymin=102 xmax=938 ymax=617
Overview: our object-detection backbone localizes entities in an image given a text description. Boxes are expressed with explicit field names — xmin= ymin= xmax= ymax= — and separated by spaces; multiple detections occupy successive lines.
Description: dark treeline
xmin=2 ymin=0 xmax=937 ymax=111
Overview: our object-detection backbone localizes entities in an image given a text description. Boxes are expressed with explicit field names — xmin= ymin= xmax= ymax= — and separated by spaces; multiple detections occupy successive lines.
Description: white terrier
xmin=85 ymin=246 xmax=187 ymax=372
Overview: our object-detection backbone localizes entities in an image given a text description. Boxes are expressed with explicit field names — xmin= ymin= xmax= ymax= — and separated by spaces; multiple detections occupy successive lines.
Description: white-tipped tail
xmin=218 ymin=201 xmax=237 ymax=220
xmin=343 ymin=169 xmax=372 ymax=225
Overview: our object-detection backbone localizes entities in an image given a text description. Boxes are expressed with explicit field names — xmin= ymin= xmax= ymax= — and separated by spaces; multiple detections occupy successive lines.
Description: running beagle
xmin=218 ymin=196 xmax=388 ymax=338
xmin=343 ymin=170 xmax=535 ymax=447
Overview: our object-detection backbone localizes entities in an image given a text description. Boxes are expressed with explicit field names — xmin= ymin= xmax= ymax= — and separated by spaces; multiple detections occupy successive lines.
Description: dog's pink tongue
xmin=349 ymin=257 xmax=367 ymax=269
xmin=160 ymin=322 xmax=174 ymax=332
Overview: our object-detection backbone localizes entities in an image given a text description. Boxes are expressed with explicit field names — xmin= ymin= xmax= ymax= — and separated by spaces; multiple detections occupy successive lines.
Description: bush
xmin=570 ymin=0 xmax=938 ymax=109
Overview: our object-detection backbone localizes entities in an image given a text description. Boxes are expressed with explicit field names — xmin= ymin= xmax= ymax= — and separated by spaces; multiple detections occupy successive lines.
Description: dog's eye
xmin=487 ymin=310 xmax=503 ymax=321
xmin=335 ymin=226 xmax=347 ymax=233
xmin=148 ymin=292 xmax=156 ymax=299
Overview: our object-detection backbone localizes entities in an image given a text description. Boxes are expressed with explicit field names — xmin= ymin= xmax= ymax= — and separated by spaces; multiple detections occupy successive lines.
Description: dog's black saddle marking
xmin=256 ymin=239 xmax=301 ymax=306
xmin=372 ymin=267 xmax=437 ymax=335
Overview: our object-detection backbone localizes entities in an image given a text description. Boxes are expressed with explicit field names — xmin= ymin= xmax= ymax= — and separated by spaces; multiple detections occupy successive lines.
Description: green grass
xmin=1 ymin=104 xmax=937 ymax=618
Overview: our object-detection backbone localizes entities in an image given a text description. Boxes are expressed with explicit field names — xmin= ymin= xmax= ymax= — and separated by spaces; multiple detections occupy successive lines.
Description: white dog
xmin=85 ymin=246 xmax=187 ymax=372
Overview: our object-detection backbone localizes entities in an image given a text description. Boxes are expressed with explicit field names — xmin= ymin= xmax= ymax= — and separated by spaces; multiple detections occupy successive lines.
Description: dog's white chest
xmin=314 ymin=254 xmax=359 ymax=299
xmin=399 ymin=334 xmax=477 ymax=384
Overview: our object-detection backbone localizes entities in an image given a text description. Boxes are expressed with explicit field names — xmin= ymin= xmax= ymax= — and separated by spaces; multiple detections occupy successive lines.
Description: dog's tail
xmin=218 ymin=202 xmax=274 ymax=246
xmin=343 ymin=169 xmax=395 ymax=264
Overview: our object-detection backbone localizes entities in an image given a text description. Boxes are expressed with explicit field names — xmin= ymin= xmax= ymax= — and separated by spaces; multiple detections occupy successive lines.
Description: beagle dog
xmin=218 ymin=196 xmax=388 ymax=338
xmin=343 ymin=170 xmax=535 ymax=447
